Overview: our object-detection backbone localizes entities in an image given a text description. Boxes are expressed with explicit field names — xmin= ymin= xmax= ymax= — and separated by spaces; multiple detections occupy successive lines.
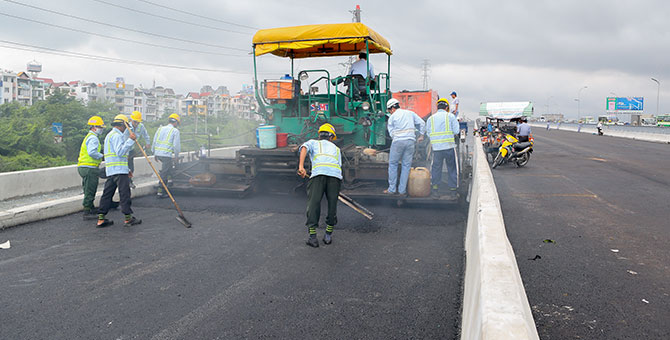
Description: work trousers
xmin=305 ymin=175 xmax=341 ymax=230
xmin=156 ymin=156 xmax=174 ymax=193
xmin=431 ymin=148 xmax=459 ymax=189
xmin=78 ymin=167 xmax=99 ymax=211
xmin=388 ymin=139 xmax=415 ymax=194
xmin=99 ymin=174 xmax=133 ymax=215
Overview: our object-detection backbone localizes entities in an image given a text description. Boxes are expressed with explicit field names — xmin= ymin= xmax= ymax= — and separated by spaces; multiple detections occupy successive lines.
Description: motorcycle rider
xmin=516 ymin=117 xmax=531 ymax=143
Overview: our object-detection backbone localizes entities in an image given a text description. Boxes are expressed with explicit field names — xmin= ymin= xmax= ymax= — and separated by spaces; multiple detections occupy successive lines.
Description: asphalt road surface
xmin=0 ymin=193 xmax=465 ymax=339
xmin=492 ymin=128 xmax=670 ymax=339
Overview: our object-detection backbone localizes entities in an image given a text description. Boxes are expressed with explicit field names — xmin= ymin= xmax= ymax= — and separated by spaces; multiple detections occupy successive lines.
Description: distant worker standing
xmin=97 ymin=114 xmax=141 ymax=228
xmin=385 ymin=98 xmax=426 ymax=196
xmin=152 ymin=113 xmax=181 ymax=199
xmin=77 ymin=115 xmax=105 ymax=220
xmin=425 ymin=99 xmax=460 ymax=198
xmin=297 ymin=123 xmax=342 ymax=248
xmin=516 ymin=117 xmax=531 ymax=142
xmin=450 ymin=91 xmax=460 ymax=117
xmin=125 ymin=111 xmax=151 ymax=189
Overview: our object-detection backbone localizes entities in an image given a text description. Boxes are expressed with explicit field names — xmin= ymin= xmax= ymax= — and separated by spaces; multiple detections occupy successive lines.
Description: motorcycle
xmin=492 ymin=133 xmax=533 ymax=169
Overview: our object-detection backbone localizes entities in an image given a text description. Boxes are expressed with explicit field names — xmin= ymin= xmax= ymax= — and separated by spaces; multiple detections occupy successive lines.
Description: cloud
xmin=0 ymin=0 xmax=667 ymax=116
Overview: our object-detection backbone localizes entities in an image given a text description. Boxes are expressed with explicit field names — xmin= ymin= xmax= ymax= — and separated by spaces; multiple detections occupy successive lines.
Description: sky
xmin=1 ymin=0 xmax=668 ymax=119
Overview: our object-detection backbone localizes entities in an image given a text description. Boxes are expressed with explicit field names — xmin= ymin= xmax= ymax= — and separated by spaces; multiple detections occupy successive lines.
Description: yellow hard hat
xmin=112 ymin=114 xmax=129 ymax=125
xmin=87 ymin=115 xmax=105 ymax=127
xmin=130 ymin=110 xmax=142 ymax=122
xmin=437 ymin=98 xmax=449 ymax=104
xmin=318 ymin=123 xmax=337 ymax=140
xmin=168 ymin=113 xmax=181 ymax=123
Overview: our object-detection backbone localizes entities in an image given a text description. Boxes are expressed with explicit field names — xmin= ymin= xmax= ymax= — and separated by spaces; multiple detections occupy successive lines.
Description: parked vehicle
xmin=492 ymin=133 xmax=533 ymax=169
xmin=657 ymin=114 xmax=670 ymax=127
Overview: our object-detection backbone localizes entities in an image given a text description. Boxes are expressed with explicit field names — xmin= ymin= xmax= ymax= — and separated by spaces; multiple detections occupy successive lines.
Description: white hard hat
xmin=386 ymin=98 xmax=400 ymax=109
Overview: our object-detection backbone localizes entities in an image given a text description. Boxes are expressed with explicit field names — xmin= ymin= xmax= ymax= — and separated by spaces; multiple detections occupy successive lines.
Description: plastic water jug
xmin=408 ymin=167 xmax=431 ymax=197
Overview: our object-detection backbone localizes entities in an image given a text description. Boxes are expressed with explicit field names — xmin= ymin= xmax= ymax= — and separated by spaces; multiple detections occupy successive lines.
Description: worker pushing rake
xmin=297 ymin=123 xmax=374 ymax=248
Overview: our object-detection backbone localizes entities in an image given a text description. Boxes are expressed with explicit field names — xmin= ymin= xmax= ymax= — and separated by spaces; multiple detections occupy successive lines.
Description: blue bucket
xmin=257 ymin=125 xmax=277 ymax=149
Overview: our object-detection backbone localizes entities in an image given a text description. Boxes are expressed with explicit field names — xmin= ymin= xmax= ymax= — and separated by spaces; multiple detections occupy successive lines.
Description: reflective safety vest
xmin=104 ymin=129 xmax=128 ymax=169
xmin=78 ymin=132 xmax=102 ymax=167
xmin=311 ymin=140 xmax=342 ymax=176
xmin=154 ymin=125 xmax=176 ymax=156
xmin=428 ymin=114 xmax=454 ymax=145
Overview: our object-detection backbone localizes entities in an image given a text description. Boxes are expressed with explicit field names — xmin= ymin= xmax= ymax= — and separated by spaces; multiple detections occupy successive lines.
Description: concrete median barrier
xmin=0 ymin=146 xmax=244 ymax=201
xmin=0 ymin=146 xmax=244 ymax=229
xmin=531 ymin=123 xmax=670 ymax=143
xmin=461 ymin=137 xmax=539 ymax=340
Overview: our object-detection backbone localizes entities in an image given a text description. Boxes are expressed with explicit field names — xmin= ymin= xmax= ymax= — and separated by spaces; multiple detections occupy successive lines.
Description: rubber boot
xmin=96 ymin=214 xmax=114 ymax=228
xmin=323 ymin=233 xmax=332 ymax=245
xmin=124 ymin=215 xmax=142 ymax=227
xmin=431 ymin=184 xmax=440 ymax=199
xmin=306 ymin=236 xmax=319 ymax=248
xmin=83 ymin=209 xmax=98 ymax=220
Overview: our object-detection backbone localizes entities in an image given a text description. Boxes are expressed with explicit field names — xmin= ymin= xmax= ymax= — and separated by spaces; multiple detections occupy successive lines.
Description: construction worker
xmin=77 ymin=115 xmax=105 ymax=220
xmin=125 ymin=111 xmax=151 ymax=189
xmin=97 ymin=114 xmax=141 ymax=228
xmin=152 ymin=113 xmax=181 ymax=199
xmin=297 ymin=123 xmax=341 ymax=248
xmin=349 ymin=50 xmax=375 ymax=79
xmin=450 ymin=91 xmax=460 ymax=117
xmin=425 ymin=98 xmax=460 ymax=198
xmin=385 ymin=98 xmax=425 ymax=196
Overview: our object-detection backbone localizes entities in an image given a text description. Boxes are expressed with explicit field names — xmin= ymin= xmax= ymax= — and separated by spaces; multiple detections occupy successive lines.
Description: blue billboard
xmin=615 ymin=97 xmax=644 ymax=111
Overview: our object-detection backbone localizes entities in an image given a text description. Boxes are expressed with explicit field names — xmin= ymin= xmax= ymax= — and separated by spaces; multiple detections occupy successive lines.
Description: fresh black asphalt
xmin=0 ymin=192 xmax=465 ymax=339
xmin=492 ymin=128 xmax=670 ymax=339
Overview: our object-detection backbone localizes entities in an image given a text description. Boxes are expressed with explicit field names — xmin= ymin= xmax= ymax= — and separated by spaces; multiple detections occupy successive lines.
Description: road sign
xmin=606 ymin=97 xmax=644 ymax=112
xmin=51 ymin=122 xmax=63 ymax=136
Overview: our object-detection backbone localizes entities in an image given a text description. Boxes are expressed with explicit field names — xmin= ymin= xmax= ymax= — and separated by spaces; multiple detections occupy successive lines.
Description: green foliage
xmin=0 ymin=94 xmax=260 ymax=173
xmin=0 ymin=91 xmax=115 ymax=172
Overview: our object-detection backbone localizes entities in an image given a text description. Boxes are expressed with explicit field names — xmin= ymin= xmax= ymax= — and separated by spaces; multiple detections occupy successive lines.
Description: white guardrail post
xmin=461 ymin=136 xmax=539 ymax=340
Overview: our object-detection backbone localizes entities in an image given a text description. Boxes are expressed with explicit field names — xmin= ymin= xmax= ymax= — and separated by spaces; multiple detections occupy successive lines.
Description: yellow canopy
xmin=252 ymin=23 xmax=392 ymax=58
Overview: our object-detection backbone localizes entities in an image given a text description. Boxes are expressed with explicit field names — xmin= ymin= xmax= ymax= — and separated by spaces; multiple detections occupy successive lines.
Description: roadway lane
xmin=0 ymin=193 xmax=465 ymax=339
xmin=492 ymin=128 xmax=670 ymax=339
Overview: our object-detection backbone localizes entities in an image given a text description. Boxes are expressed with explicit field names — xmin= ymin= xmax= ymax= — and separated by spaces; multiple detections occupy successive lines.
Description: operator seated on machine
xmin=332 ymin=50 xmax=375 ymax=100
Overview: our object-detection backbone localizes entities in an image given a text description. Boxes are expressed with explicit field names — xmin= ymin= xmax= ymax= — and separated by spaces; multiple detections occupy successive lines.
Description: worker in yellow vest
xmin=297 ymin=123 xmax=342 ymax=247
xmin=77 ymin=115 xmax=105 ymax=220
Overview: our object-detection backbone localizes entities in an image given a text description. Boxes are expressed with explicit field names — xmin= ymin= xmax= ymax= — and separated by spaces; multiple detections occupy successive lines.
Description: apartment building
xmin=0 ymin=70 xmax=17 ymax=104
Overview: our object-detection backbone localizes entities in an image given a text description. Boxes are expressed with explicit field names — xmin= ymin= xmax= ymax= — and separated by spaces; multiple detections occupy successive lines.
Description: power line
xmin=91 ymin=0 xmax=250 ymax=35
xmin=138 ymin=0 xmax=258 ymax=30
xmin=0 ymin=11 xmax=246 ymax=57
xmin=2 ymin=0 xmax=248 ymax=52
xmin=0 ymin=40 xmax=250 ymax=74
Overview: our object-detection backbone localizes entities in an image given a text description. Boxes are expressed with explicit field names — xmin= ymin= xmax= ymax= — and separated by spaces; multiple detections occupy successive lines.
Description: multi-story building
xmin=15 ymin=72 xmax=45 ymax=105
xmin=1 ymin=70 xmax=17 ymax=105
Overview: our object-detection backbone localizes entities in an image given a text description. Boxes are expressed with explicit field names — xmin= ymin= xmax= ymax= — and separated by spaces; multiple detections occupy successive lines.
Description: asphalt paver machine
xmin=172 ymin=23 xmax=471 ymax=205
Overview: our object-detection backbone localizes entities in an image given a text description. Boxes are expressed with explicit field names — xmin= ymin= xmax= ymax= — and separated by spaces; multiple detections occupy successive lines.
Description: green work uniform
xmin=77 ymin=131 xmax=103 ymax=211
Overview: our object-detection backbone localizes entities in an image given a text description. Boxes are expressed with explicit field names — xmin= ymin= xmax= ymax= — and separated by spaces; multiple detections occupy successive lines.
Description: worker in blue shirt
xmin=77 ymin=115 xmax=105 ymax=220
xmin=152 ymin=113 xmax=181 ymax=198
xmin=385 ymin=98 xmax=426 ymax=196
xmin=97 ymin=114 xmax=141 ymax=228
xmin=425 ymin=98 xmax=461 ymax=198
xmin=297 ymin=123 xmax=341 ymax=248
xmin=124 ymin=111 xmax=151 ymax=189
xmin=516 ymin=117 xmax=532 ymax=142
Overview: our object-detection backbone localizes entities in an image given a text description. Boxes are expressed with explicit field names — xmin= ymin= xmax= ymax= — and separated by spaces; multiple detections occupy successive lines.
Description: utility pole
xmin=576 ymin=86 xmax=588 ymax=121
xmin=340 ymin=5 xmax=362 ymax=73
xmin=421 ymin=59 xmax=431 ymax=90
xmin=651 ymin=77 xmax=660 ymax=116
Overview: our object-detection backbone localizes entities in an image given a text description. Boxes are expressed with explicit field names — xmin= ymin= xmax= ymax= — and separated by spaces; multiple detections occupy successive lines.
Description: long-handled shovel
xmin=125 ymin=122 xmax=192 ymax=228
xmin=302 ymin=172 xmax=374 ymax=220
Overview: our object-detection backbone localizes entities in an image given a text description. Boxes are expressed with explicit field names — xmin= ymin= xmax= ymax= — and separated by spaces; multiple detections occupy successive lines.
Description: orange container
xmin=392 ymin=90 xmax=438 ymax=119
xmin=265 ymin=80 xmax=294 ymax=100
